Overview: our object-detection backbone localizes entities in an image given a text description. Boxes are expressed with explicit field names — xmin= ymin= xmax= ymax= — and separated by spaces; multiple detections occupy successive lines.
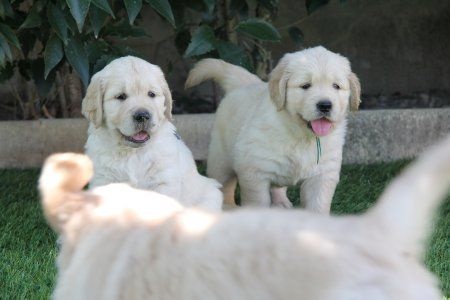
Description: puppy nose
xmin=133 ymin=110 xmax=151 ymax=122
xmin=316 ymin=100 xmax=332 ymax=113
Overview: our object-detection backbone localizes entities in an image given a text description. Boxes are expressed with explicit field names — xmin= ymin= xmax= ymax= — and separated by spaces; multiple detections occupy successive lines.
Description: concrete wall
xmin=1 ymin=109 xmax=449 ymax=168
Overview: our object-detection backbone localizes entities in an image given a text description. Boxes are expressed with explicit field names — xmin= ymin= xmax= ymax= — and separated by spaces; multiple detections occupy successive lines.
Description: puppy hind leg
xmin=270 ymin=187 xmax=293 ymax=208
xmin=222 ymin=176 xmax=238 ymax=209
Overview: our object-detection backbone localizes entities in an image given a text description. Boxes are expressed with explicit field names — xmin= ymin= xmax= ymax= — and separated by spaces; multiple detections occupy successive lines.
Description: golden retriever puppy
xmin=186 ymin=46 xmax=361 ymax=211
xmin=40 ymin=135 xmax=450 ymax=300
xmin=82 ymin=56 xmax=222 ymax=211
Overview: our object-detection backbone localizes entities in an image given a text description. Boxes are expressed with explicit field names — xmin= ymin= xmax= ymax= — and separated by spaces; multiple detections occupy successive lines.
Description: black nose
xmin=316 ymin=100 xmax=332 ymax=113
xmin=133 ymin=110 xmax=151 ymax=122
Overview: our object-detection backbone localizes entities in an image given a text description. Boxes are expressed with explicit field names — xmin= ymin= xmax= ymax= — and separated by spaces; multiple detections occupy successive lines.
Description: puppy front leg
xmin=238 ymin=176 xmax=271 ymax=207
xmin=270 ymin=187 xmax=293 ymax=208
xmin=300 ymin=172 xmax=339 ymax=214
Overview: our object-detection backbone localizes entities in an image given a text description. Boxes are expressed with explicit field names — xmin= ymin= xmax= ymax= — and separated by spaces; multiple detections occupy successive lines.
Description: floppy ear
xmin=348 ymin=72 xmax=361 ymax=111
xmin=82 ymin=74 xmax=104 ymax=127
xmin=268 ymin=56 xmax=290 ymax=111
xmin=160 ymin=76 xmax=173 ymax=120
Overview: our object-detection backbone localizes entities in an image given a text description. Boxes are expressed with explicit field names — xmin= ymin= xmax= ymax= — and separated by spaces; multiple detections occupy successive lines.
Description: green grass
xmin=0 ymin=161 xmax=448 ymax=298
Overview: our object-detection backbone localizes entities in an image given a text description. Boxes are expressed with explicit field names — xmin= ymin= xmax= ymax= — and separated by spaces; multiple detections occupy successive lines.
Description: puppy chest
xmin=275 ymin=158 xmax=320 ymax=185
xmin=270 ymin=144 xmax=329 ymax=185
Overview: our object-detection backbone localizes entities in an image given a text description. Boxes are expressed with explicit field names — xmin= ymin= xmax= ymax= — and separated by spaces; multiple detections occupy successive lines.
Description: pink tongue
xmin=132 ymin=131 xmax=149 ymax=141
xmin=310 ymin=118 xmax=332 ymax=136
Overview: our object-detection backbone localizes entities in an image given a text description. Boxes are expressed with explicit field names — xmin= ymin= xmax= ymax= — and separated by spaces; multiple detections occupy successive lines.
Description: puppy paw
xmin=222 ymin=202 xmax=240 ymax=210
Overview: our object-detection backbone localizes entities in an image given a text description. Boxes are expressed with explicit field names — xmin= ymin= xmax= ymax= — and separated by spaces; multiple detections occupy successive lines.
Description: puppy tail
xmin=185 ymin=58 xmax=262 ymax=94
xmin=367 ymin=135 xmax=450 ymax=257
xmin=39 ymin=153 xmax=93 ymax=233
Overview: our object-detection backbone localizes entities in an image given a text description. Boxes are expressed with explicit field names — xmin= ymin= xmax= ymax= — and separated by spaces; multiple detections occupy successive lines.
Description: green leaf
xmin=184 ymin=25 xmax=216 ymax=58
xmin=145 ymin=0 xmax=175 ymax=27
xmin=123 ymin=0 xmax=142 ymax=25
xmin=0 ymin=0 xmax=14 ymax=19
xmin=103 ymin=19 xmax=147 ymax=37
xmin=92 ymin=54 xmax=118 ymax=74
xmin=64 ymin=8 xmax=80 ymax=34
xmin=0 ymin=24 xmax=20 ymax=49
xmin=91 ymin=0 xmax=114 ymax=17
xmin=64 ymin=37 xmax=89 ymax=87
xmin=66 ymin=0 xmax=91 ymax=32
xmin=288 ymin=26 xmax=303 ymax=46
xmin=235 ymin=18 xmax=280 ymax=41
xmin=89 ymin=5 xmax=108 ymax=38
xmin=19 ymin=5 xmax=42 ymax=29
xmin=306 ymin=0 xmax=330 ymax=14
xmin=0 ymin=33 xmax=12 ymax=61
xmin=20 ymin=18 xmax=39 ymax=30
xmin=86 ymin=40 xmax=109 ymax=64
xmin=47 ymin=4 xmax=69 ymax=45
xmin=44 ymin=35 xmax=63 ymax=79
xmin=203 ymin=0 xmax=215 ymax=13
xmin=215 ymin=40 xmax=243 ymax=64
xmin=216 ymin=40 xmax=252 ymax=71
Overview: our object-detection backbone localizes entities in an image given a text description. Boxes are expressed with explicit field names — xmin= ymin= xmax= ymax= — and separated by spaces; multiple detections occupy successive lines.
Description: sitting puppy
xmin=39 ymin=136 xmax=450 ymax=300
xmin=186 ymin=46 xmax=361 ymax=212
xmin=82 ymin=56 xmax=222 ymax=211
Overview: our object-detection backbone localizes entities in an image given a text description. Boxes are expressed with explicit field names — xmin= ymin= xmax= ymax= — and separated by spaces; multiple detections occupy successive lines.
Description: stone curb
xmin=0 ymin=109 xmax=449 ymax=168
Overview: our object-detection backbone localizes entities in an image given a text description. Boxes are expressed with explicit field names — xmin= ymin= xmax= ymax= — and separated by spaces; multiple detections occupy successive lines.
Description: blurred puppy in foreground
xmin=39 ymin=136 xmax=450 ymax=300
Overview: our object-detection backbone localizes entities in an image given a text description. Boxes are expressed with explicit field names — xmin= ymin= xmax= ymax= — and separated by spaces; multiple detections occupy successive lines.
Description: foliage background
xmin=0 ymin=0 xmax=328 ymax=119
xmin=0 ymin=0 xmax=449 ymax=119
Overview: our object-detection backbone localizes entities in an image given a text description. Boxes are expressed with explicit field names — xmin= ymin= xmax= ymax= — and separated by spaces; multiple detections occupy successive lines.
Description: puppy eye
xmin=301 ymin=83 xmax=311 ymax=90
xmin=148 ymin=91 xmax=156 ymax=98
xmin=333 ymin=83 xmax=340 ymax=90
xmin=116 ymin=93 xmax=127 ymax=101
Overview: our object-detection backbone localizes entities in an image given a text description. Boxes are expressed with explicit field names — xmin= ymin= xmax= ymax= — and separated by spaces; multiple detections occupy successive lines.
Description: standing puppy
xmin=83 ymin=56 xmax=222 ymax=211
xmin=186 ymin=46 xmax=360 ymax=212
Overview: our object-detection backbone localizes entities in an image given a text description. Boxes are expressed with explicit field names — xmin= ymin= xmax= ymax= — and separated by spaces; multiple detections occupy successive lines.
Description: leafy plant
xmin=0 ymin=0 xmax=175 ymax=119
xmin=175 ymin=0 xmax=282 ymax=79
xmin=0 ymin=0 xmax=335 ymax=119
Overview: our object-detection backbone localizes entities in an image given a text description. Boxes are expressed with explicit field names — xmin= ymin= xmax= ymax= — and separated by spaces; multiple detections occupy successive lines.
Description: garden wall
xmin=1 ymin=108 xmax=449 ymax=168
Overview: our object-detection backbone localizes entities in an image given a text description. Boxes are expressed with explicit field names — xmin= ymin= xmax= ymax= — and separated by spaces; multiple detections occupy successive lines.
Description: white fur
xmin=83 ymin=56 xmax=222 ymax=211
xmin=39 ymin=135 xmax=450 ymax=300
xmin=186 ymin=47 xmax=361 ymax=212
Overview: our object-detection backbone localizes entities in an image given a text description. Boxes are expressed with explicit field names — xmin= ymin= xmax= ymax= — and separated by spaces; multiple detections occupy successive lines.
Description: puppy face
xmin=82 ymin=56 xmax=173 ymax=147
xmin=269 ymin=46 xmax=361 ymax=137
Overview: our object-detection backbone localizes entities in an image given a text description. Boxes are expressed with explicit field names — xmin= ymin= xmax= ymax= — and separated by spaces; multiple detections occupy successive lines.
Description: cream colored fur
xmin=39 ymin=135 xmax=450 ymax=300
xmin=186 ymin=46 xmax=361 ymax=212
xmin=82 ymin=56 xmax=222 ymax=211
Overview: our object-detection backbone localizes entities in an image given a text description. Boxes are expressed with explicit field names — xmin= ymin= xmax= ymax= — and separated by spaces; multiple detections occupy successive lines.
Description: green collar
xmin=316 ymin=137 xmax=322 ymax=164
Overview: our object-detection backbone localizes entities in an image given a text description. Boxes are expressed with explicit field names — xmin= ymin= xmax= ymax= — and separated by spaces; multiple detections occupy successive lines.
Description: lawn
xmin=0 ymin=161 xmax=448 ymax=298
